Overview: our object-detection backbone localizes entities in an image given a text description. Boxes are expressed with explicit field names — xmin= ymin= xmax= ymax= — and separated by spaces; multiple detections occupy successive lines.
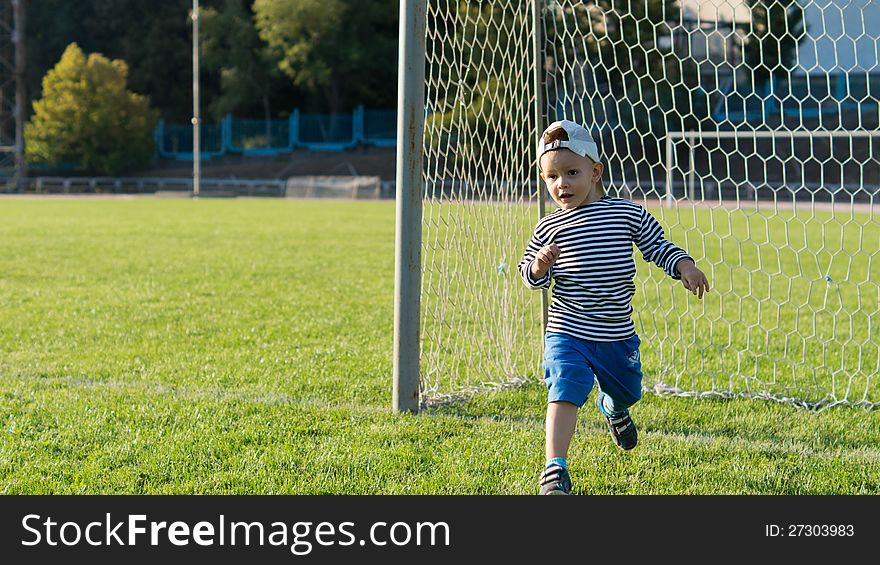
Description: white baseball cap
xmin=538 ymin=120 xmax=600 ymax=164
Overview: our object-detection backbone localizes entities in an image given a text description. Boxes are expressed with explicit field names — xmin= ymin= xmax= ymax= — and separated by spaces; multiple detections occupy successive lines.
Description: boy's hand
xmin=530 ymin=243 xmax=560 ymax=279
xmin=676 ymin=259 xmax=710 ymax=299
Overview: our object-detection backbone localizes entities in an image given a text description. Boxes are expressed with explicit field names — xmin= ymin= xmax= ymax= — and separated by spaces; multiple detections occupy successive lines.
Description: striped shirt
xmin=518 ymin=196 xmax=692 ymax=341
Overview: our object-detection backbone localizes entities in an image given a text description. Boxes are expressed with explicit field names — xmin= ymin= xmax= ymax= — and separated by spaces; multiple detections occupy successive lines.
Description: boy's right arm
xmin=531 ymin=244 xmax=560 ymax=279
xmin=518 ymin=235 xmax=558 ymax=289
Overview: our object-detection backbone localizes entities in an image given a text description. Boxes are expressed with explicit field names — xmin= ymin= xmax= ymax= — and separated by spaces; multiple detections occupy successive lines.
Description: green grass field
xmin=1 ymin=197 xmax=878 ymax=494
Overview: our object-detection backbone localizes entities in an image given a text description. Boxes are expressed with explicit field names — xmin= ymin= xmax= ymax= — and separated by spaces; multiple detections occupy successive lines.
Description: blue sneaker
xmin=595 ymin=392 xmax=638 ymax=450
xmin=538 ymin=463 xmax=572 ymax=495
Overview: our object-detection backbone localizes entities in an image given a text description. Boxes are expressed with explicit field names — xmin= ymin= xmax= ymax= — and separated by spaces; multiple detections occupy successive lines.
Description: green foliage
xmin=425 ymin=1 xmax=536 ymax=178
xmin=24 ymin=0 xmax=398 ymax=119
xmin=426 ymin=76 xmax=534 ymax=179
xmin=425 ymin=0 xmax=711 ymax=176
xmin=253 ymin=0 xmax=397 ymax=112
xmin=25 ymin=1 xmax=224 ymax=123
xmin=24 ymin=43 xmax=159 ymax=175
xmin=547 ymin=0 xmax=708 ymax=136
xmin=200 ymin=0 xmax=288 ymax=120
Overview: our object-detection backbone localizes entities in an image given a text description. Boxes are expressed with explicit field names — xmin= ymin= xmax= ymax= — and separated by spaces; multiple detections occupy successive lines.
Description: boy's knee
xmin=622 ymin=387 xmax=642 ymax=407
xmin=544 ymin=353 xmax=594 ymax=408
xmin=546 ymin=374 xmax=592 ymax=407
xmin=605 ymin=387 xmax=641 ymax=412
xmin=630 ymin=387 xmax=643 ymax=404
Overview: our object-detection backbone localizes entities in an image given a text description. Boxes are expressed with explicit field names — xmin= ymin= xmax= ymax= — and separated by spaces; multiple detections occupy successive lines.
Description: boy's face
xmin=539 ymin=148 xmax=604 ymax=210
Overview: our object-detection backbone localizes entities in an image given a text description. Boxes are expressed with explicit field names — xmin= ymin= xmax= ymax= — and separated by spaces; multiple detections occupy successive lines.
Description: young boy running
xmin=518 ymin=120 xmax=710 ymax=495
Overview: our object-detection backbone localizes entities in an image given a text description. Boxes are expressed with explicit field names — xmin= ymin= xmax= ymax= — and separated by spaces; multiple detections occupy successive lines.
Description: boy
xmin=518 ymin=120 xmax=710 ymax=495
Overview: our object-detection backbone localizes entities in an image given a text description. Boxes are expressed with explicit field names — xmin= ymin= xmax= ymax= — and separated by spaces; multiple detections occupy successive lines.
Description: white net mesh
xmin=422 ymin=0 xmax=543 ymax=403
xmin=420 ymin=0 xmax=879 ymax=410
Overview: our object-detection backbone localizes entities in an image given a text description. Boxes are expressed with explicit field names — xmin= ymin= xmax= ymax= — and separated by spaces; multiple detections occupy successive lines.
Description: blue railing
xmin=156 ymin=106 xmax=396 ymax=160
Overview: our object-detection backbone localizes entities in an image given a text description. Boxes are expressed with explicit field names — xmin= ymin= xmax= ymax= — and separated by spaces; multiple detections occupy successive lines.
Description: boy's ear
xmin=593 ymin=162 xmax=604 ymax=181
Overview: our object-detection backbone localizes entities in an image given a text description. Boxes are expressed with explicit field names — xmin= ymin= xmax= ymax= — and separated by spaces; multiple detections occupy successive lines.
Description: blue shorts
xmin=542 ymin=332 xmax=643 ymax=411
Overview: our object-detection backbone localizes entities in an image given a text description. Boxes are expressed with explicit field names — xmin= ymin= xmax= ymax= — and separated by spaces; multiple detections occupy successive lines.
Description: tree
xmin=546 ymin=0 xmax=701 ymax=136
xmin=25 ymin=0 xmax=223 ymax=122
xmin=25 ymin=43 xmax=158 ymax=175
xmin=424 ymin=1 xmax=536 ymax=180
xmin=252 ymin=0 xmax=397 ymax=113
xmin=200 ymin=0 xmax=289 ymax=121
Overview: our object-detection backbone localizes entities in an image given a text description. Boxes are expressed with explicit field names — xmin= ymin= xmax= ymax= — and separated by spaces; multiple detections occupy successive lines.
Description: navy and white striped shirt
xmin=518 ymin=196 xmax=692 ymax=341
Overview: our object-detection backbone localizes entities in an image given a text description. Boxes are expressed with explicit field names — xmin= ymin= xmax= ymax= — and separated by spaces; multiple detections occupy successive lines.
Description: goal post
xmin=393 ymin=0 xmax=428 ymax=413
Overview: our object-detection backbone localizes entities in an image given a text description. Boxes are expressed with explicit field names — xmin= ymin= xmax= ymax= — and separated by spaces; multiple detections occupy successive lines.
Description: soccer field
xmin=0 ymin=197 xmax=878 ymax=494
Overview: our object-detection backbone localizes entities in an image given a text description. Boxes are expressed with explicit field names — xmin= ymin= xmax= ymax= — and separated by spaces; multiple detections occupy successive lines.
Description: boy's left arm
xmin=634 ymin=207 xmax=710 ymax=299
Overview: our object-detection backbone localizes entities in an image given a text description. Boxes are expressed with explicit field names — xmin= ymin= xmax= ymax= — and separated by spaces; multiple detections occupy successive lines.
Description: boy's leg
xmin=545 ymin=401 xmax=578 ymax=461
xmin=589 ymin=334 xmax=643 ymax=450
xmin=539 ymin=401 xmax=578 ymax=495
xmin=590 ymin=334 xmax=643 ymax=411
xmin=540 ymin=333 xmax=594 ymax=494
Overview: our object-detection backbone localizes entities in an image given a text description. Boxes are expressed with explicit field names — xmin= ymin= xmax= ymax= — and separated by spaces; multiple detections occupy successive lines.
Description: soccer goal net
xmin=411 ymin=0 xmax=879 ymax=410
